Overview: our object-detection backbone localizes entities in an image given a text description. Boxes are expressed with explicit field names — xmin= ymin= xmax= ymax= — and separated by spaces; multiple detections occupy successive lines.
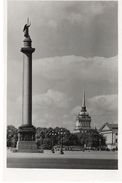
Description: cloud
xmin=31 ymin=89 xmax=72 ymax=127
xmin=88 ymin=94 xmax=118 ymax=127
xmin=71 ymin=106 xmax=81 ymax=116
xmin=8 ymin=1 xmax=117 ymax=30
xmin=66 ymin=2 xmax=105 ymax=25
xmin=42 ymin=1 xmax=113 ymax=25
xmin=32 ymin=89 xmax=71 ymax=109
xmin=71 ymin=95 xmax=118 ymax=115
xmin=47 ymin=20 xmax=58 ymax=29
xmin=8 ymin=1 xmax=117 ymax=60
xmin=7 ymin=54 xmax=118 ymax=130
xmin=88 ymin=94 xmax=118 ymax=114
xmin=33 ymin=55 xmax=117 ymax=84
xmin=71 ymin=94 xmax=118 ymax=128
xmin=67 ymin=13 xmax=83 ymax=24
xmin=41 ymin=2 xmax=116 ymax=26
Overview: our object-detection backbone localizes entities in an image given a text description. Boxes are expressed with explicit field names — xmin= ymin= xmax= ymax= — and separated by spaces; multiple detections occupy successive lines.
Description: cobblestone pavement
xmin=7 ymin=149 xmax=117 ymax=159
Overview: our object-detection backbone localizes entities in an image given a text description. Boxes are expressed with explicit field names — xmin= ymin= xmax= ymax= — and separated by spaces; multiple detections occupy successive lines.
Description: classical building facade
xmin=99 ymin=122 xmax=118 ymax=150
xmin=73 ymin=91 xmax=91 ymax=133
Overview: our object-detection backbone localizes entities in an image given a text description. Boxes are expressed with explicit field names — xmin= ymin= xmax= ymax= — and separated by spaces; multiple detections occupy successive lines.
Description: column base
xmin=17 ymin=125 xmax=39 ymax=152
xmin=18 ymin=125 xmax=36 ymax=141
xmin=17 ymin=141 xmax=38 ymax=153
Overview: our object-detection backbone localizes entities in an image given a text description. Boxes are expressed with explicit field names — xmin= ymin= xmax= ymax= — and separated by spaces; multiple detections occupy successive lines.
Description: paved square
xmin=7 ymin=150 xmax=118 ymax=169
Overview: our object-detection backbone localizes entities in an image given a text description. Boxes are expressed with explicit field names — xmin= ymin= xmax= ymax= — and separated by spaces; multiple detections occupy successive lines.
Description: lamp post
xmin=49 ymin=130 xmax=57 ymax=153
xmin=99 ymin=138 xmax=101 ymax=151
xmin=58 ymin=128 xmax=65 ymax=154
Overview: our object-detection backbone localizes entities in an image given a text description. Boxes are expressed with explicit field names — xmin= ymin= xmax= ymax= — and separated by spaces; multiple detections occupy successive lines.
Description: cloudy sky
xmin=7 ymin=1 xmax=118 ymax=131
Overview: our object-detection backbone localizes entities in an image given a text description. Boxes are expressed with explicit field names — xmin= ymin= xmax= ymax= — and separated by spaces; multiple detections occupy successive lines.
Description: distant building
xmin=99 ymin=122 xmax=118 ymax=150
xmin=73 ymin=91 xmax=91 ymax=133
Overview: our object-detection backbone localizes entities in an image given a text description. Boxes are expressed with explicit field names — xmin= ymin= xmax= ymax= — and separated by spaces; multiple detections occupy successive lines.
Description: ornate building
xmin=99 ymin=123 xmax=118 ymax=150
xmin=73 ymin=91 xmax=91 ymax=133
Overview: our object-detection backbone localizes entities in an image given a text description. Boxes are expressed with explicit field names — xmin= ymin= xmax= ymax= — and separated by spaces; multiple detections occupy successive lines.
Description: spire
xmin=82 ymin=90 xmax=86 ymax=107
xmin=81 ymin=90 xmax=87 ymax=112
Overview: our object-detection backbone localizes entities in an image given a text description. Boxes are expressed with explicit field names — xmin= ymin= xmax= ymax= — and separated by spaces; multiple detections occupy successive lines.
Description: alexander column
xmin=17 ymin=19 xmax=37 ymax=152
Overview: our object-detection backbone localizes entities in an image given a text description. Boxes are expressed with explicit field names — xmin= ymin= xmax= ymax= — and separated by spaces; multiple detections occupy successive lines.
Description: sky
xmin=7 ymin=1 xmax=118 ymax=131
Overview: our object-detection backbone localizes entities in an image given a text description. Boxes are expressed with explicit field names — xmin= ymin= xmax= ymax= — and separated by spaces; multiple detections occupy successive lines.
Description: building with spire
xmin=73 ymin=91 xmax=108 ymax=149
xmin=73 ymin=91 xmax=91 ymax=133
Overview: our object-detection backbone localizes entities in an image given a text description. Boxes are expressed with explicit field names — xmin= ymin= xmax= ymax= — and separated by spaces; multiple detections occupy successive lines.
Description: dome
xmin=79 ymin=111 xmax=89 ymax=115
xmin=76 ymin=120 xmax=80 ymax=127
xmin=75 ymin=120 xmax=80 ymax=129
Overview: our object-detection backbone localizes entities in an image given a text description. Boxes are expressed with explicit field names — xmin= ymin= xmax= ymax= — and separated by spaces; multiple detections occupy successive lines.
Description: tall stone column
xmin=21 ymin=36 xmax=35 ymax=126
xmin=17 ymin=20 xmax=38 ymax=152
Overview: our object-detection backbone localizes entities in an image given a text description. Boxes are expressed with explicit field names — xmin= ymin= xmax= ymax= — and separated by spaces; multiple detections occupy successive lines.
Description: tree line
xmin=7 ymin=125 xmax=106 ymax=150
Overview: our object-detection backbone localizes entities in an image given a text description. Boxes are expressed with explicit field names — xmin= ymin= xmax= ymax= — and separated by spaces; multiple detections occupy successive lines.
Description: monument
xmin=17 ymin=19 xmax=37 ymax=152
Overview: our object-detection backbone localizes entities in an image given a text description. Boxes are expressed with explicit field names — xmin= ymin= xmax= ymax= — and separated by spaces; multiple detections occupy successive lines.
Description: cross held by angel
xmin=23 ymin=18 xmax=31 ymax=38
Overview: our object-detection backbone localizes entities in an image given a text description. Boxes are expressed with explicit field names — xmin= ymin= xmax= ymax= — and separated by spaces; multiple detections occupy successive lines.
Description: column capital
xmin=21 ymin=47 xmax=35 ymax=54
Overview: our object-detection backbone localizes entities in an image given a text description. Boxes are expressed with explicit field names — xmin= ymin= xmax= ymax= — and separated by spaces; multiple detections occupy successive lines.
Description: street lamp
xmin=99 ymin=138 xmax=101 ymax=151
xmin=58 ymin=128 xmax=65 ymax=154
xmin=49 ymin=130 xmax=57 ymax=153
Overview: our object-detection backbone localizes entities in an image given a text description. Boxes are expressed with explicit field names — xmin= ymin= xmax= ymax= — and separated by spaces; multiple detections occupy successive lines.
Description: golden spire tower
xmin=74 ymin=91 xmax=91 ymax=133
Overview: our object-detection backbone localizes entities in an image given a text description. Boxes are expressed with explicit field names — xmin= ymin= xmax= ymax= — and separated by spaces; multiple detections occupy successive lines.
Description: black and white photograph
xmin=6 ymin=0 xmax=118 ymax=172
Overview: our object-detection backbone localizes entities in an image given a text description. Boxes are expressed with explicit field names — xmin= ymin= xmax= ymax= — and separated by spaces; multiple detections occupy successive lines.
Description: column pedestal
xmin=17 ymin=141 xmax=38 ymax=152
xmin=17 ymin=125 xmax=38 ymax=152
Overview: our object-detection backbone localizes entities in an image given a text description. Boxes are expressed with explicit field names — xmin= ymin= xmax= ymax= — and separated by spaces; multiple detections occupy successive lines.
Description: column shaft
xmin=22 ymin=53 xmax=32 ymax=126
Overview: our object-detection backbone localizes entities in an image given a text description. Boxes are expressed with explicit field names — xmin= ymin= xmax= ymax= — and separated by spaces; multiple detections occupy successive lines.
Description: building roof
xmin=108 ymin=123 xmax=118 ymax=130
xmin=99 ymin=122 xmax=118 ymax=133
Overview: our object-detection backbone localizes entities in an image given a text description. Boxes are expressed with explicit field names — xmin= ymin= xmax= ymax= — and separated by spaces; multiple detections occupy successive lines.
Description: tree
xmin=35 ymin=127 xmax=48 ymax=148
xmin=7 ymin=125 xmax=18 ymax=147
xmin=78 ymin=129 xmax=106 ymax=149
xmin=67 ymin=133 xmax=80 ymax=146
xmin=35 ymin=127 xmax=72 ymax=149
xmin=43 ymin=137 xmax=52 ymax=149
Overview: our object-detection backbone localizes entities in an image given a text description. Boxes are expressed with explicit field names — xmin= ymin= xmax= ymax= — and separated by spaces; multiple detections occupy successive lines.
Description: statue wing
xmin=23 ymin=24 xmax=27 ymax=32
xmin=27 ymin=22 xmax=31 ymax=27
